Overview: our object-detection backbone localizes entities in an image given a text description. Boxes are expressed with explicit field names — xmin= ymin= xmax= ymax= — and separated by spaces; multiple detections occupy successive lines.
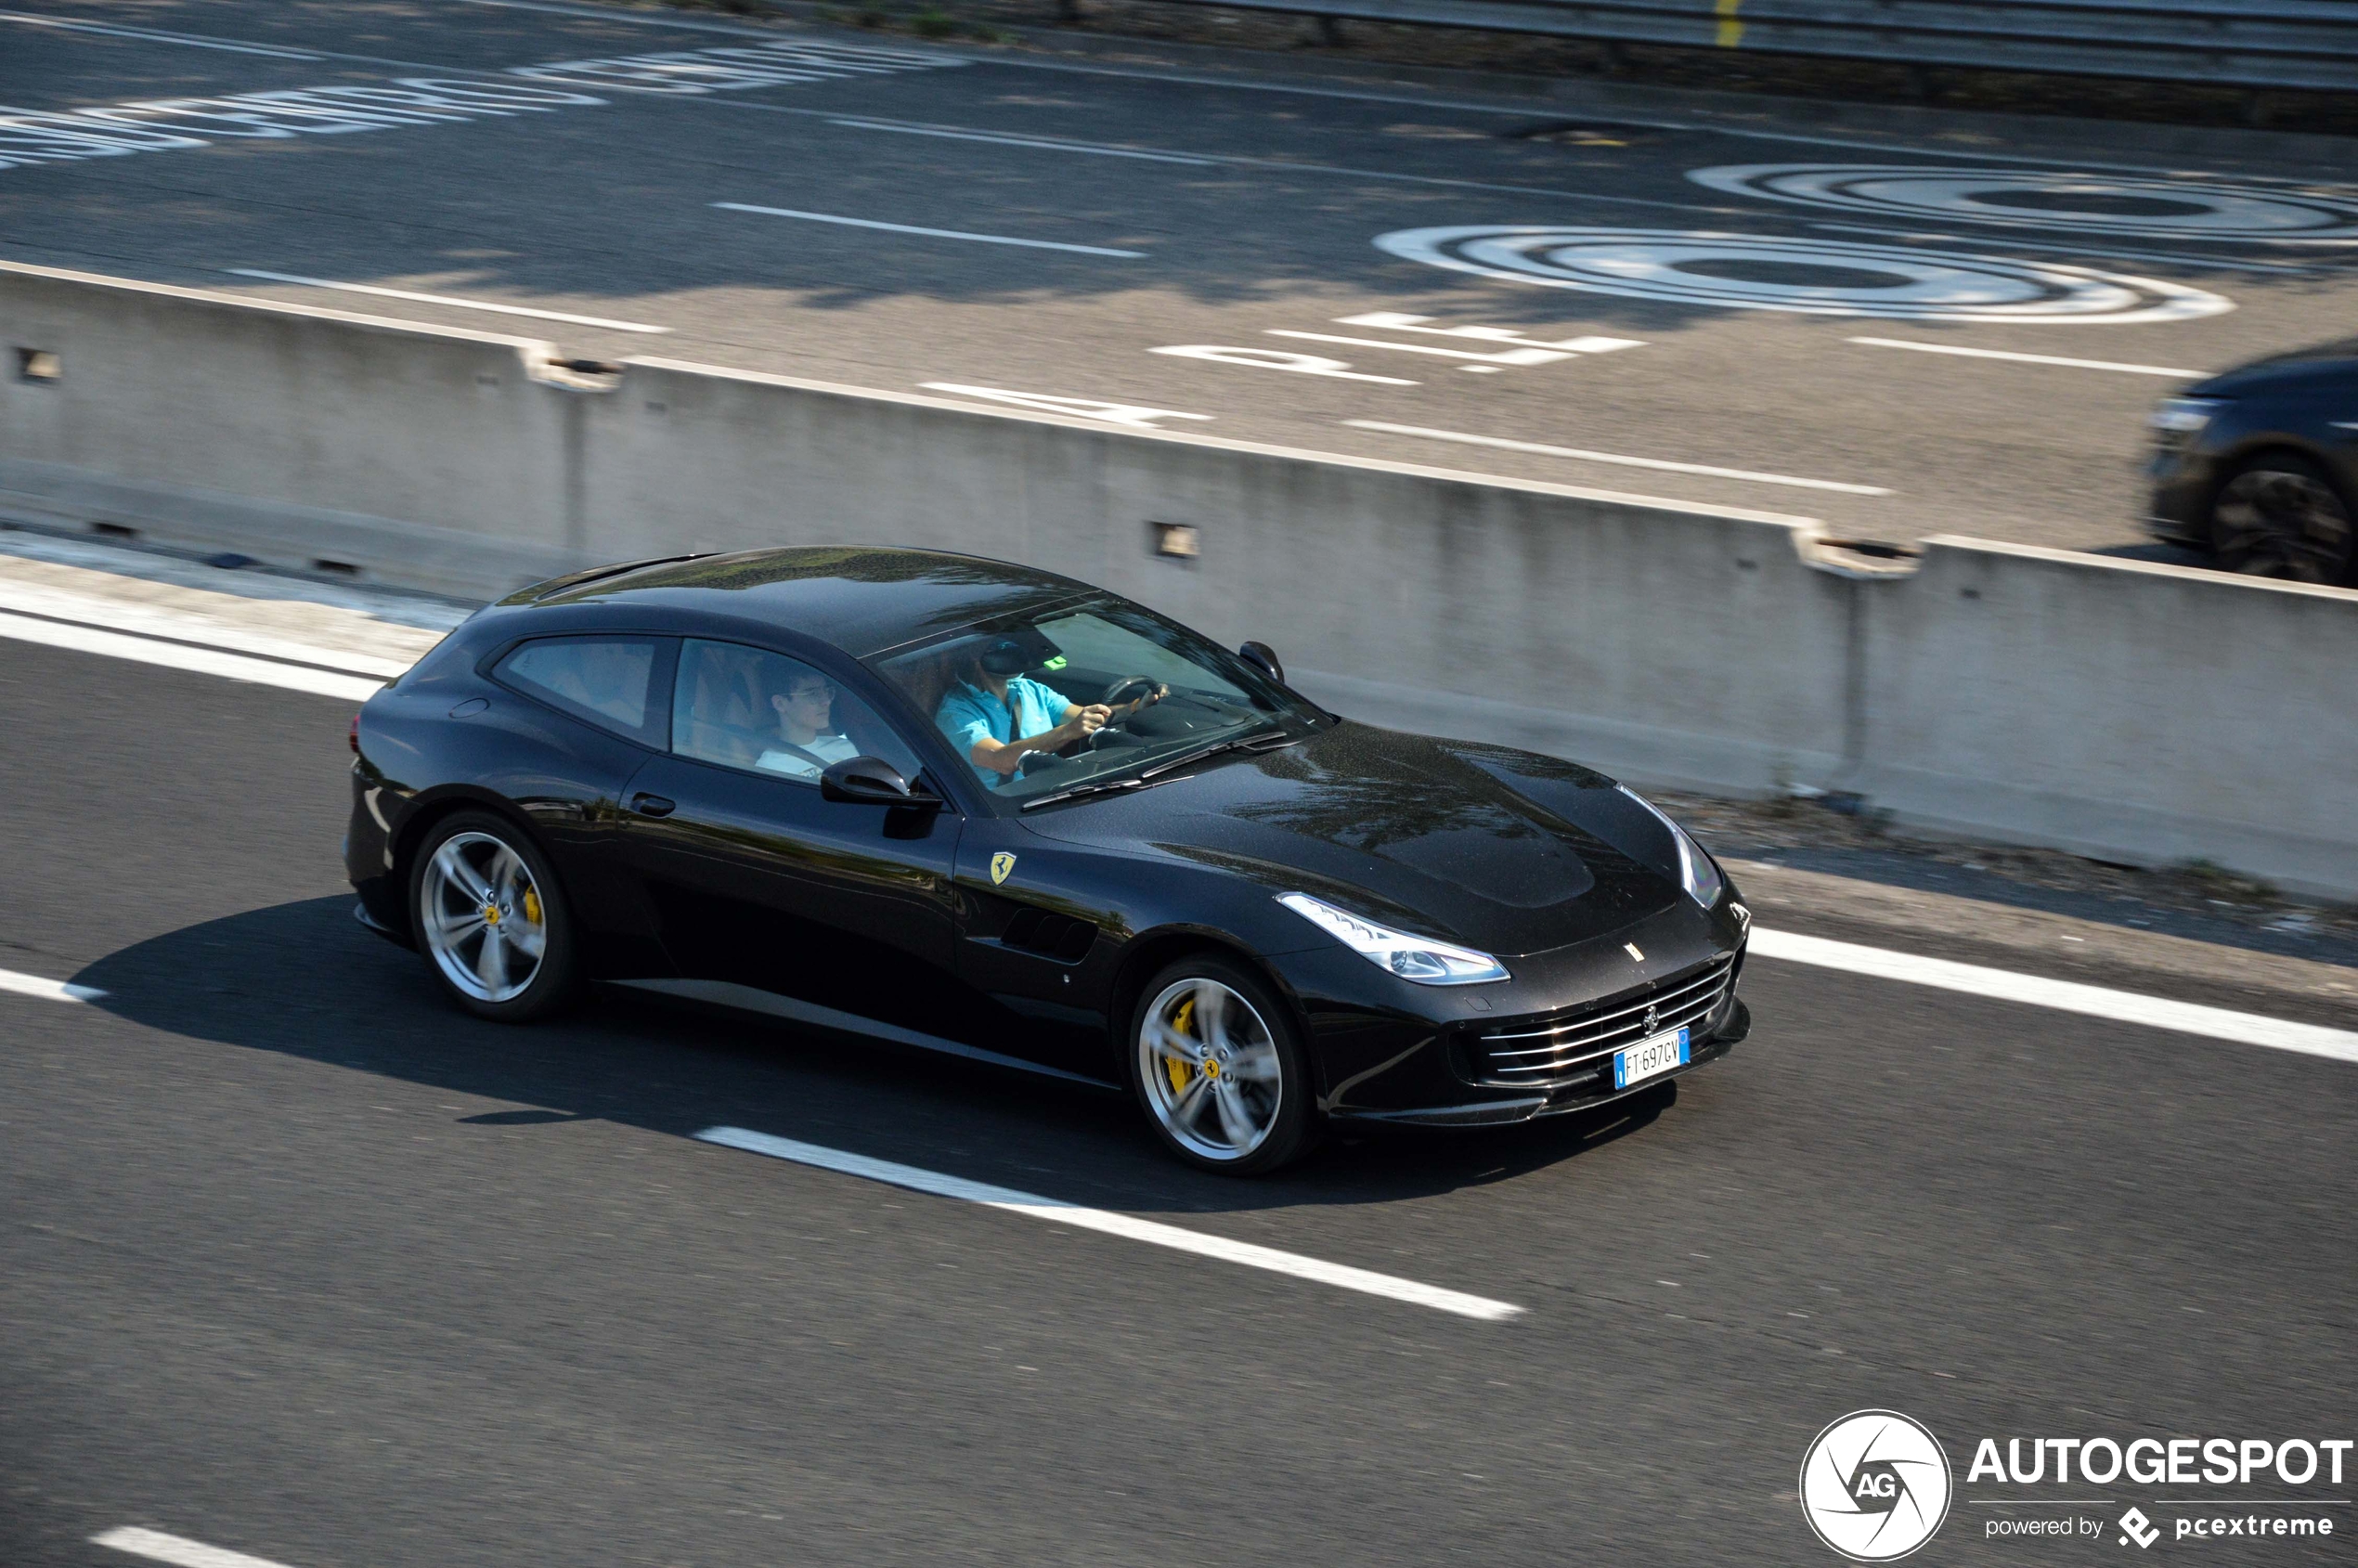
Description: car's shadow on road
xmin=73 ymin=896 xmax=1676 ymax=1217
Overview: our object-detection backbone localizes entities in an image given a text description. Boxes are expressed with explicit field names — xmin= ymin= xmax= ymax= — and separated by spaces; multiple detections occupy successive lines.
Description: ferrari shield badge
xmin=990 ymin=851 xmax=1017 ymax=886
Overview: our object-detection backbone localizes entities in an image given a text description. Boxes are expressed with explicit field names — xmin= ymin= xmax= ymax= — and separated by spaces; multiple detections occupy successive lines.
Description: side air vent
xmin=1002 ymin=906 xmax=1098 ymax=963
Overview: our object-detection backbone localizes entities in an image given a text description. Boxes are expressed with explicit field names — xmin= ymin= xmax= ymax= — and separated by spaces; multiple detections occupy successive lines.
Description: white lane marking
xmin=693 ymin=1126 xmax=1523 ymax=1320
xmin=0 ymin=611 xmax=382 ymax=701
xmin=1337 ymin=312 xmax=1644 ymax=355
xmin=830 ymin=118 xmax=1214 ymax=165
xmin=1346 ymin=421 xmax=1893 ymax=495
xmin=1750 ymin=928 xmax=2358 ymax=1065
xmin=1847 ymin=336 xmax=2207 ymax=378
xmin=0 ymin=580 xmax=415 ymax=677
xmin=224 ymin=270 xmax=670 ymax=332
xmin=712 ymin=202 xmax=1145 ymax=257
xmin=921 ymin=382 xmax=1211 ymax=429
xmin=95 ymin=1529 xmax=300 ymax=1568
xmin=1266 ymin=330 xmax=1574 ymax=367
xmin=1154 ymin=345 xmax=1416 ymax=384
xmin=0 ymin=11 xmax=323 ymax=58
xmin=0 ymin=967 xmax=104 ymax=1004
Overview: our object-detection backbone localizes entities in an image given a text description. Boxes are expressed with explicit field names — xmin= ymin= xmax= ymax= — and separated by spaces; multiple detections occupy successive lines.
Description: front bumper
xmin=2143 ymin=434 xmax=2219 ymax=550
xmin=1266 ymin=897 xmax=1751 ymax=1128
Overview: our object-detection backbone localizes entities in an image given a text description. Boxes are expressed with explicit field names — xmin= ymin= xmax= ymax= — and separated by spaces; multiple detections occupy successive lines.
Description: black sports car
xmin=346 ymin=547 xmax=1751 ymax=1174
xmin=2145 ymin=338 xmax=2358 ymax=584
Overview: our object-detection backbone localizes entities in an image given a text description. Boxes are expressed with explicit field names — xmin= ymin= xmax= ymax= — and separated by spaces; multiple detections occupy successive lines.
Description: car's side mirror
xmin=821 ymin=756 xmax=941 ymax=810
xmin=1237 ymin=641 xmax=1285 ymax=684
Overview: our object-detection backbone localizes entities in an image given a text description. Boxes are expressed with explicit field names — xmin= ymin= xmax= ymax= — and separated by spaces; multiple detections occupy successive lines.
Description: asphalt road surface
xmin=6 ymin=0 xmax=2358 ymax=554
xmin=5 ymin=591 xmax=2356 ymax=1566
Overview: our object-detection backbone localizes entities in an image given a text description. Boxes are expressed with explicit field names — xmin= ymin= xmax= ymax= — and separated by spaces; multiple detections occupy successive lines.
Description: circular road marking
xmin=1371 ymin=226 xmax=2232 ymax=323
xmin=1689 ymin=164 xmax=2358 ymax=240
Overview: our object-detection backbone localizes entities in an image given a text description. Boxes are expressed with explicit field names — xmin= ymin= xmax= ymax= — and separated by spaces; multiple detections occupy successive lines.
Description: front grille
xmin=1468 ymin=953 xmax=1738 ymax=1087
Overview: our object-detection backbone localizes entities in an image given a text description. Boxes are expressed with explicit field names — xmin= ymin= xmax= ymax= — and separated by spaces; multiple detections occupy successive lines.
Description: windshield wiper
xmin=1135 ymin=724 xmax=1295 ymax=782
xmin=1017 ymin=775 xmax=1151 ymax=811
xmin=1017 ymin=727 xmax=1296 ymax=812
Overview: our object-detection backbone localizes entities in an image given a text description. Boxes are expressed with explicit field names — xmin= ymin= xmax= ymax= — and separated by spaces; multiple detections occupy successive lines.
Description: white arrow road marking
xmin=693 ymin=1127 xmax=1525 ymax=1321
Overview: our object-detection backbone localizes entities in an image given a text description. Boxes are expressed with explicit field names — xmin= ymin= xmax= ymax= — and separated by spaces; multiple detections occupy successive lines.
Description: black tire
xmin=2210 ymin=453 xmax=2356 ymax=584
xmin=1126 ymin=953 xmax=1315 ymax=1176
xmin=407 ymin=810 xmax=581 ymax=1022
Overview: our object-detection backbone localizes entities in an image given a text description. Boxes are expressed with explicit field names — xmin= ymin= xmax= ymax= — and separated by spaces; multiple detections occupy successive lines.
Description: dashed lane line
xmin=1847 ymin=336 xmax=2208 ymax=378
xmin=0 ymin=966 xmax=104 ymax=1004
xmin=694 ymin=1126 xmax=1525 ymax=1320
xmin=96 ymin=1527 xmax=300 ymax=1568
xmin=0 ymin=10 xmax=322 ymax=58
xmin=1749 ymin=928 xmax=2358 ymax=1065
xmin=827 ymin=118 xmax=1215 ymax=165
xmin=1345 ymin=421 xmax=1894 ymax=495
xmin=713 ymin=202 xmax=1146 ymax=256
xmin=0 ymin=610 xmax=384 ymax=701
xmin=225 ymin=270 xmax=672 ymax=332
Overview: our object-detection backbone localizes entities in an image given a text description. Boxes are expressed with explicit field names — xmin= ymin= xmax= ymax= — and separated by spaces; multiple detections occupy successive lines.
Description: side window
xmin=494 ymin=637 xmax=665 ymax=745
xmin=673 ymin=639 xmax=923 ymax=785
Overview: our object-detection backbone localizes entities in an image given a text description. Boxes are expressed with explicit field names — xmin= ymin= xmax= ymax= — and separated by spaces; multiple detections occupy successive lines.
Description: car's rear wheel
xmin=2211 ymin=454 xmax=2355 ymax=584
xmin=409 ymin=811 xmax=579 ymax=1021
xmin=1130 ymin=956 xmax=1313 ymax=1175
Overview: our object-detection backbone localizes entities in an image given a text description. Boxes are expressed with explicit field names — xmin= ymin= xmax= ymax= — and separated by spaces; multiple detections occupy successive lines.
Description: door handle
xmin=630 ymin=793 xmax=676 ymax=818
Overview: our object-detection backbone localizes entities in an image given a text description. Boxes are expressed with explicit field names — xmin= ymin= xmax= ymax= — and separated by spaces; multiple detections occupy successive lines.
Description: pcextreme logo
xmin=1801 ymin=1409 xmax=1955 ymax=1562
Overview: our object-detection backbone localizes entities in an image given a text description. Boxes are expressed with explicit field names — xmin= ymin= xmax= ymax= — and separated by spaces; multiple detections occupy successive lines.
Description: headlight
xmin=1275 ymin=892 xmax=1509 ymax=985
xmin=2149 ymin=396 xmax=2224 ymax=434
xmin=1617 ymin=786 xmax=1726 ymax=909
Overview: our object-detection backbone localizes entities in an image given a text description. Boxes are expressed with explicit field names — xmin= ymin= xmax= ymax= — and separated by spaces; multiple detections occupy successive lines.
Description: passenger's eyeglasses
xmin=786 ymin=682 xmax=835 ymax=703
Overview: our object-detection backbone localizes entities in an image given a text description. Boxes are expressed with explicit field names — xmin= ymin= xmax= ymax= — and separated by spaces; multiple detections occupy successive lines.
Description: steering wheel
xmin=1085 ymin=675 xmax=1161 ymax=750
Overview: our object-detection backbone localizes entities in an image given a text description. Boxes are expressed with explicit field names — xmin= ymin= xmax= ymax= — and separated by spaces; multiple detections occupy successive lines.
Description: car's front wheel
xmin=2211 ymin=454 xmax=2355 ymax=584
xmin=1129 ymin=956 xmax=1313 ymax=1175
xmin=408 ymin=811 xmax=580 ymax=1021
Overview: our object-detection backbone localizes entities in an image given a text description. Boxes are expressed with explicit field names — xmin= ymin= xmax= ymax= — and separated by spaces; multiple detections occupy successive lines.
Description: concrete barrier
xmin=5 ymin=260 xmax=2353 ymax=899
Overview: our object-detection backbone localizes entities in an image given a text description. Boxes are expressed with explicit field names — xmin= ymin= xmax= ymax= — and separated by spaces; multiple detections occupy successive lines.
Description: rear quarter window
xmin=493 ymin=636 xmax=669 ymax=746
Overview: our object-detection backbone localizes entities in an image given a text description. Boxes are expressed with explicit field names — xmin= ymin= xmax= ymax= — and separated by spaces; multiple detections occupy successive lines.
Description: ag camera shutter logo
xmin=1800 ymin=1409 xmax=1953 ymax=1561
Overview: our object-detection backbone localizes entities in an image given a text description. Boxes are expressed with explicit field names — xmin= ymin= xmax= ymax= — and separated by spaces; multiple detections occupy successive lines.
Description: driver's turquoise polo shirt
xmin=937 ymin=677 xmax=1068 ymax=789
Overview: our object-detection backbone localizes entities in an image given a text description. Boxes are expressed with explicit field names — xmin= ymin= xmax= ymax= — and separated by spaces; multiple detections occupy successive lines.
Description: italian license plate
xmin=1613 ymin=1027 xmax=1690 ymax=1090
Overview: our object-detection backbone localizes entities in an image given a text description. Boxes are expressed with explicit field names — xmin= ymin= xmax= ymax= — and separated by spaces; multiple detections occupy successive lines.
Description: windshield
xmin=866 ymin=597 xmax=1325 ymax=811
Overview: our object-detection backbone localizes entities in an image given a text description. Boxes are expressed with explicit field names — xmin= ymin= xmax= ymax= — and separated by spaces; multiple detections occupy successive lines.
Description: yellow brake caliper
xmin=1164 ymin=996 xmax=1198 ymax=1094
xmin=522 ymin=886 xmax=542 ymax=927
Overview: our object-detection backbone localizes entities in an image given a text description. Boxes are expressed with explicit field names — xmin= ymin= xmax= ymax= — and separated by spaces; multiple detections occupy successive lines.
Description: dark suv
xmin=2146 ymin=338 xmax=2358 ymax=585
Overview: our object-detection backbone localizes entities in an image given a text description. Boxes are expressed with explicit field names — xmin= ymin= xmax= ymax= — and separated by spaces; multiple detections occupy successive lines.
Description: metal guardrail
xmin=1136 ymin=0 xmax=2358 ymax=94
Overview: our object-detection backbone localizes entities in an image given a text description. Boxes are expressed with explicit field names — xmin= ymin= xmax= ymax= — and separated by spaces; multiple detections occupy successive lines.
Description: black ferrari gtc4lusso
xmin=347 ymin=546 xmax=1752 ymax=1174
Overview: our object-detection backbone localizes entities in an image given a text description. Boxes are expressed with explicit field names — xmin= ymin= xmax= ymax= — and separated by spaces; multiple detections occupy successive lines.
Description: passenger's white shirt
xmin=755 ymin=732 xmax=860 ymax=781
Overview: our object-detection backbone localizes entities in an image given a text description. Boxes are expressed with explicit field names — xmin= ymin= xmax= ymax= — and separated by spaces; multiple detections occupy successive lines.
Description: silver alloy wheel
xmin=1138 ymin=977 xmax=1284 ymax=1162
xmin=2215 ymin=466 xmax=2353 ymax=582
xmin=421 ymin=831 xmax=549 ymax=1004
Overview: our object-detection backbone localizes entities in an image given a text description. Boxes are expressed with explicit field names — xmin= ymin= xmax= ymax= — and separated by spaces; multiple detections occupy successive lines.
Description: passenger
xmin=754 ymin=670 xmax=861 ymax=781
xmin=935 ymin=641 xmax=1113 ymax=787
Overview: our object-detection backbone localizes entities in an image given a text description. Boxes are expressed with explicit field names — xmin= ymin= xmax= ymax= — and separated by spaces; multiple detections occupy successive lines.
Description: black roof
xmin=504 ymin=546 xmax=1096 ymax=657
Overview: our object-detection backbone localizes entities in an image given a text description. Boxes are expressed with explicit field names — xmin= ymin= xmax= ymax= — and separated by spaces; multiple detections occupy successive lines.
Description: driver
xmin=935 ymin=640 xmax=1114 ymax=788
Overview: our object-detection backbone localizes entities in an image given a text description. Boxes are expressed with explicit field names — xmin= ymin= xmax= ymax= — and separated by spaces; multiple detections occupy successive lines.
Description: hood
xmin=2190 ymin=338 xmax=2358 ymax=398
xmin=1018 ymin=721 xmax=1690 ymax=956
